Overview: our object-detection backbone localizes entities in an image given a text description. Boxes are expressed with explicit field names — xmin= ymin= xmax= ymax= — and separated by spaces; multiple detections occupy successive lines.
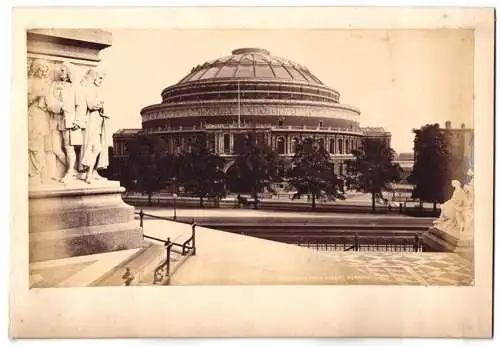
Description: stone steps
xmin=90 ymin=241 xmax=195 ymax=286
xmin=90 ymin=242 xmax=166 ymax=286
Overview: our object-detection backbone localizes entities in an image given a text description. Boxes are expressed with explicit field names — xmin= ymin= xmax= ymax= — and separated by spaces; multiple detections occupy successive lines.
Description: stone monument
xmin=27 ymin=29 xmax=143 ymax=263
xmin=422 ymin=170 xmax=474 ymax=262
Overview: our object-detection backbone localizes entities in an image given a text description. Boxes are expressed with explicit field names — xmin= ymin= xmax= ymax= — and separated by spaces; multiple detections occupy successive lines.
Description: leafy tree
xmin=288 ymin=137 xmax=344 ymax=211
xmin=351 ymin=138 xmax=402 ymax=213
xmin=178 ymin=137 xmax=226 ymax=207
xmin=408 ymin=124 xmax=451 ymax=212
xmin=232 ymin=133 xmax=284 ymax=208
xmin=125 ymin=133 xmax=172 ymax=206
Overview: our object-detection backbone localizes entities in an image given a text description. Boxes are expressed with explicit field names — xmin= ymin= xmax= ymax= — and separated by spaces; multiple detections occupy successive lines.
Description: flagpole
xmin=237 ymin=80 xmax=241 ymax=128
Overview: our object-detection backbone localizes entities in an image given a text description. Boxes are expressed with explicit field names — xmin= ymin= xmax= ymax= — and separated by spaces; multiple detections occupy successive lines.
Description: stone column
xmin=218 ymin=133 xmax=224 ymax=153
xmin=213 ymin=133 xmax=219 ymax=154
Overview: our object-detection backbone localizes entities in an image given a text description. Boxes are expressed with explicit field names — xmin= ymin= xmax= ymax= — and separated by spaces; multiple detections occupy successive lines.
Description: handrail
xmin=137 ymin=209 xmax=197 ymax=285
xmin=153 ymin=240 xmax=173 ymax=284
xmin=144 ymin=234 xmax=169 ymax=244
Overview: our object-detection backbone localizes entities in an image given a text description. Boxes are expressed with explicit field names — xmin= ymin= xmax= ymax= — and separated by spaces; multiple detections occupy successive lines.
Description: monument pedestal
xmin=29 ymin=180 xmax=143 ymax=263
xmin=422 ymin=227 xmax=474 ymax=262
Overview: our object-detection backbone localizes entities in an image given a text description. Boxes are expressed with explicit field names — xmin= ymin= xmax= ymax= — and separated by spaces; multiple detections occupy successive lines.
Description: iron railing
xmin=136 ymin=209 xmax=197 ymax=285
xmin=297 ymin=234 xmax=423 ymax=252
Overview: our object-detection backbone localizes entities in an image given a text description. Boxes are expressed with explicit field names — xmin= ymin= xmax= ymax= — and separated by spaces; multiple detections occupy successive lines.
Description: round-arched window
xmin=318 ymin=138 xmax=325 ymax=149
xmin=277 ymin=136 xmax=285 ymax=154
xmin=291 ymin=137 xmax=298 ymax=153
xmin=329 ymin=139 xmax=335 ymax=153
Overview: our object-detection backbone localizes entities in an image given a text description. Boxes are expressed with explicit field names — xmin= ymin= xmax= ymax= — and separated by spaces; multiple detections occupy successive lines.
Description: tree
xmin=178 ymin=137 xmax=226 ymax=207
xmin=288 ymin=138 xmax=344 ymax=211
xmin=408 ymin=124 xmax=451 ymax=212
xmin=232 ymin=133 xmax=284 ymax=208
xmin=125 ymin=133 xmax=172 ymax=206
xmin=351 ymin=138 xmax=402 ymax=213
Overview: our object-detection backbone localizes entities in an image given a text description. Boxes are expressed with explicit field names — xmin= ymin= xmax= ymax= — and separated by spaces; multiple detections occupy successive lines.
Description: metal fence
xmin=297 ymin=234 xmax=423 ymax=253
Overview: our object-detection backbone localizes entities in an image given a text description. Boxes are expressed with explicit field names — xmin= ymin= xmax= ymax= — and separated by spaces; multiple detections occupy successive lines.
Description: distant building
xmin=111 ymin=47 xmax=393 ymax=192
xmin=394 ymin=152 xmax=414 ymax=183
xmin=111 ymin=129 xmax=142 ymax=178
xmin=441 ymin=120 xmax=474 ymax=169
xmin=361 ymin=127 xmax=392 ymax=147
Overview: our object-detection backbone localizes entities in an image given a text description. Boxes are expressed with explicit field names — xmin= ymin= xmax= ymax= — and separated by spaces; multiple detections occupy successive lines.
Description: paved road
xmin=124 ymin=191 xmax=439 ymax=215
xmin=137 ymin=206 xmax=435 ymax=220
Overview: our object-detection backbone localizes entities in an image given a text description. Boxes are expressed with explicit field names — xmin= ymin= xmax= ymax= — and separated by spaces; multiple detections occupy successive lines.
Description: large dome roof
xmin=177 ymin=48 xmax=324 ymax=85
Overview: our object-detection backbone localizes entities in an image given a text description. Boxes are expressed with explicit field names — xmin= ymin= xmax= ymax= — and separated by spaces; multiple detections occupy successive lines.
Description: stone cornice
xmin=141 ymin=99 xmax=360 ymax=116
xmin=27 ymin=29 xmax=112 ymax=63
xmin=141 ymin=102 xmax=360 ymax=123
xmin=161 ymin=78 xmax=341 ymax=98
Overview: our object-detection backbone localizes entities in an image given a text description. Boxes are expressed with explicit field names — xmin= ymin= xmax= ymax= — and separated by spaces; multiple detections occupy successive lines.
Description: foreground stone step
xmin=91 ymin=241 xmax=166 ymax=286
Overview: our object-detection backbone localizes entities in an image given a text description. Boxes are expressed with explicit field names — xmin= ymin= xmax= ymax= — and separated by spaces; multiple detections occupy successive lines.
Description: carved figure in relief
xmin=27 ymin=59 xmax=52 ymax=184
xmin=78 ymin=68 xmax=109 ymax=184
xmin=46 ymin=61 xmax=82 ymax=183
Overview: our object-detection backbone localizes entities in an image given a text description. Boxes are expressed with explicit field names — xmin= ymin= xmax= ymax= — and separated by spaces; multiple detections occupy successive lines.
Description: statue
xmin=78 ymin=68 xmax=109 ymax=184
xmin=27 ymin=59 xmax=51 ymax=185
xmin=46 ymin=62 xmax=82 ymax=183
xmin=433 ymin=179 xmax=466 ymax=234
xmin=461 ymin=170 xmax=474 ymax=234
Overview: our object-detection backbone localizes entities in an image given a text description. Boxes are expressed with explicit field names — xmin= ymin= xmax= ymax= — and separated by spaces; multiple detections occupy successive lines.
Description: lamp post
xmin=172 ymin=177 xmax=178 ymax=221
xmin=173 ymin=193 xmax=177 ymax=220
xmin=368 ymin=167 xmax=375 ymax=213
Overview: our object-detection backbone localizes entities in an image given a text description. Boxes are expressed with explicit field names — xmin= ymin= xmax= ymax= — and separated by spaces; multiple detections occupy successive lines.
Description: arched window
xmin=291 ymin=137 xmax=298 ymax=153
xmin=277 ymin=136 xmax=285 ymax=154
xmin=345 ymin=139 xmax=350 ymax=154
xmin=338 ymin=138 xmax=343 ymax=154
xmin=329 ymin=139 xmax=335 ymax=153
xmin=208 ymin=134 xmax=216 ymax=153
xmin=223 ymin=133 xmax=230 ymax=154
xmin=318 ymin=138 xmax=325 ymax=149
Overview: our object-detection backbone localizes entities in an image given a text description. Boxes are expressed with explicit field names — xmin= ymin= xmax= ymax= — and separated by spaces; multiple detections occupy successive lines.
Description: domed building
xmin=112 ymin=48 xmax=390 ymax=191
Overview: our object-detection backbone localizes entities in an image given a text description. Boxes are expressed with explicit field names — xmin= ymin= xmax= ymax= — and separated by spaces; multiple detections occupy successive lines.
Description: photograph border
xmin=10 ymin=6 xmax=494 ymax=338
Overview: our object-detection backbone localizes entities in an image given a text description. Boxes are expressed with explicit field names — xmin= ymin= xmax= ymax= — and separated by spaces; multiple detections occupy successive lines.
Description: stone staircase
xmin=90 ymin=239 xmax=194 ymax=286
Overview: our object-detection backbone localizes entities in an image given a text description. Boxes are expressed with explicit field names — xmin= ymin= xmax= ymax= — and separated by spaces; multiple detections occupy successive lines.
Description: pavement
xmin=125 ymin=191 xmax=438 ymax=209
xmin=29 ymin=214 xmax=473 ymax=287
xmin=168 ymin=223 xmax=473 ymax=286
xmin=138 ymin=206 xmax=435 ymax=221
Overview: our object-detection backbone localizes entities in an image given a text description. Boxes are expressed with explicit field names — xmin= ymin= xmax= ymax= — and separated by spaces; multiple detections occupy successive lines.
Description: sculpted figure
xmin=433 ymin=179 xmax=466 ymax=234
xmin=78 ymin=68 xmax=109 ymax=184
xmin=27 ymin=59 xmax=51 ymax=184
xmin=461 ymin=170 xmax=474 ymax=234
xmin=46 ymin=62 xmax=82 ymax=183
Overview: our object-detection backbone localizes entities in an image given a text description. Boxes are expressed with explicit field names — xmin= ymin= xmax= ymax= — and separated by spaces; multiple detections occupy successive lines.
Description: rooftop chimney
xmin=445 ymin=121 xmax=452 ymax=129
xmin=461 ymin=123 xmax=466 ymax=129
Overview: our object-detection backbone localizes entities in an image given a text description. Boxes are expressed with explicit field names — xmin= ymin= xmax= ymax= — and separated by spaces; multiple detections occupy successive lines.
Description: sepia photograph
xmin=9 ymin=6 xmax=494 ymax=339
xmin=27 ymin=28 xmax=476 ymax=287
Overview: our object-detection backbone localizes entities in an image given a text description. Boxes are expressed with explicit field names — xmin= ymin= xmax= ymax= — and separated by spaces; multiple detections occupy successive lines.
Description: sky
xmin=99 ymin=28 xmax=474 ymax=154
